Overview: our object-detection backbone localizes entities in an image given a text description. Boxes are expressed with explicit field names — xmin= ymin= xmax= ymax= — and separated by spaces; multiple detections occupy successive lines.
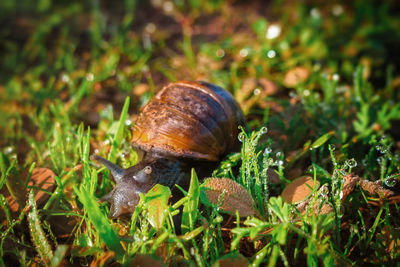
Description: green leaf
xmin=310 ymin=131 xmax=334 ymax=149
xmin=268 ymin=197 xmax=290 ymax=223
xmin=74 ymin=186 xmax=125 ymax=261
xmin=143 ymin=184 xmax=171 ymax=230
xmin=181 ymin=169 xmax=200 ymax=234
xmin=273 ymin=224 xmax=289 ymax=245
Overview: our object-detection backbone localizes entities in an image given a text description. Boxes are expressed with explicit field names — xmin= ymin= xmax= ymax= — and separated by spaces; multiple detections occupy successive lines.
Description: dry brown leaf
xmin=358 ymin=179 xmax=394 ymax=198
xmin=341 ymin=174 xmax=360 ymax=202
xmin=281 ymin=176 xmax=320 ymax=204
xmin=28 ymin=168 xmax=56 ymax=206
xmin=283 ymin=66 xmax=310 ymax=87
xmin=133 ymin=83 xmax=150 ymax=96
xmin=6 ymin=167 xmax=56 ymax=213
xmin=258 ymin=78 xmax=278 ymax=96
xmin=201 ymin=178 xmax=257 ymax=217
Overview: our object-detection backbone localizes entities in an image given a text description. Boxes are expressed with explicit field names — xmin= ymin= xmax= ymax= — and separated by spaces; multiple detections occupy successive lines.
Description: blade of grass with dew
xmin=181 ymin=169 xmax=200 ymax=234
xmin=108 ymin=96 xmax=130 ymax=162
xmin=27 ymin=190 xmax=53 ymax=265
xmin=74 ymin=185 xmax=125 ymax=261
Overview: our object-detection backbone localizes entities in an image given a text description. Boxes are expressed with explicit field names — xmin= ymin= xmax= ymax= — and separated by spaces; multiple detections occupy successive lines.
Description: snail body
xmin=93 ymin=81 xmax=245 ymax=218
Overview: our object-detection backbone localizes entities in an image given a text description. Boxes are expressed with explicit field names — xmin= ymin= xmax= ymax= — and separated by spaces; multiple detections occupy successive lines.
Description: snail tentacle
xmin=91 ymin=155 xmax=125 ymax=183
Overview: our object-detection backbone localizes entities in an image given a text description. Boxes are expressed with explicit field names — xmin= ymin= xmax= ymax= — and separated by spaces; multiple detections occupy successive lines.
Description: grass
xmin=1 ymin=0 xmax=400 ymax=265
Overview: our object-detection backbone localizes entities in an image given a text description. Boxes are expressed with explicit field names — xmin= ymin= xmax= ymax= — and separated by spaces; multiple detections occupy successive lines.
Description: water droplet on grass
xmin=216 ymin=48 xmax=225 ymax=58
xmin=253 ymin=88 xmax=261 ymax=95
xmin=266 ymin=24 xmax=281 ymax=39
xmin=238 ymin=132 xmax=245 ymax=142
xmin=260 ymin=127 xmax=268 ymax=134
xmin=239 ymin=48 xmax=249 ymax=57
xmin=345 ymin=158 xmax=357 ymax=168
xmin=376 ymin=144 xmax=387 ymax=154
xmin=267 ymin=50 xmax=276 ymax=58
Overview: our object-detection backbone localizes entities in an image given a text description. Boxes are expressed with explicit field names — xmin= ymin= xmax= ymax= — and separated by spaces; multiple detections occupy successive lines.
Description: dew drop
xmin=266 ymin=24 xmax=281 ymax=39
xmin=61 ymin=74 xmax=70 ymax=83
xmin=264 ymin=147 xmax=272 ymax=155
xmin=267 ymin=50 xmax=276 ymax=58
xmin=332 ymin=73 xmax=340 ymax=82
xmin=163 ymin=1 xmax=173 ymax=13
xmin=376 ymin=144 xmax=387 ymax=154
xmin=86 ymin=73 xmax=94 ymax=81
xmin=253 ymin=88 xmax=261 ymax=95
xmin=276 ymin=151 xmax=282 ymax=158
xmin=345 ymin=158 xmax=357 ymax=168
xmin=332 ymin=4 xmax=344 ymax=16
xmin=4 ymin=146 xmax=13 ymax=154
xmin=260 ymin=127 xmax=268 ymax=134
xmin=310 ymin=8 xmax=321 ymax=18
xmin=238 ymin=132 xmax=245 ymax=142
xmin=216 ymin=48 xmax=225 ymax=58
xmin=384 ymin=178 xmax=397 ymax=188
xmin=239 ymin=48 xmax=249 ymax=57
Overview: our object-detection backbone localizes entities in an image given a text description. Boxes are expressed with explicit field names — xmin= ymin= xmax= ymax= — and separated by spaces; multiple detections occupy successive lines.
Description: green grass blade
xmin=108 ymin=96 xmax=130 ymax=162
xmin=181 ymin=169 xmax=200 ymax=234
xmin=27 ymin=190 xmax=53 ymax=265
xmin=74 ymin=185 xmax=125 ymax=261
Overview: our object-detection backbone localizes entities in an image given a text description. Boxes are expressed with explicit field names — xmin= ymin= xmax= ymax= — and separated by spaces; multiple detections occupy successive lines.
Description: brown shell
xmin=131 ymin=81 xmax=245 ymax=161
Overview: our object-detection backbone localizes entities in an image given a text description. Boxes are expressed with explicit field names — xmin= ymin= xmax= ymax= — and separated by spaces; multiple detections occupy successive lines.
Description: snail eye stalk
xmin=134 ymin=166 xmax=153 ymax=183
xmin=144 ymin=166 xmax=152 ymax=174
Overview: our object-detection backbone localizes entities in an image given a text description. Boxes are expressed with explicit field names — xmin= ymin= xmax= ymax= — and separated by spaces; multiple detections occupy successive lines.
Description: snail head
xmin=91 ymin=155 xmax=157 ymax=218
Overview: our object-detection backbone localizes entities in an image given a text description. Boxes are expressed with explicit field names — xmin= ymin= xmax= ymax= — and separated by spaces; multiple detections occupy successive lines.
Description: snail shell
xmin=131 ymin=80 xmax=245 ymax=161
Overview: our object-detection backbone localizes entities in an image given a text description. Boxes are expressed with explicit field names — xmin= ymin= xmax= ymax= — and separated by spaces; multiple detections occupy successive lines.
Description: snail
xmin=92 ymin=81 xmax=245 ymax=218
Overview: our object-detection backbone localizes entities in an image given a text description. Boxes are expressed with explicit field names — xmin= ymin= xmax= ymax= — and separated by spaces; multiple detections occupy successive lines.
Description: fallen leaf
xmin=281 ymin=176 xmax=320 ymax=204
xmin=283 ymin=66 xmax=310 ymax=87
xmin=28 ymin=168 xmax=57 ymax=207
xmin=6 ymin=167 xmax=56 ymax=213
xmin=341 ymin=174 xmax=360 ymax=202
xmin=133 ymin=83 xmax=150 ymax=96
xmin=201 ymin=178 xmax=257 ymax=217
xmin=358 ymin=179 xmax=394 ymax=198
